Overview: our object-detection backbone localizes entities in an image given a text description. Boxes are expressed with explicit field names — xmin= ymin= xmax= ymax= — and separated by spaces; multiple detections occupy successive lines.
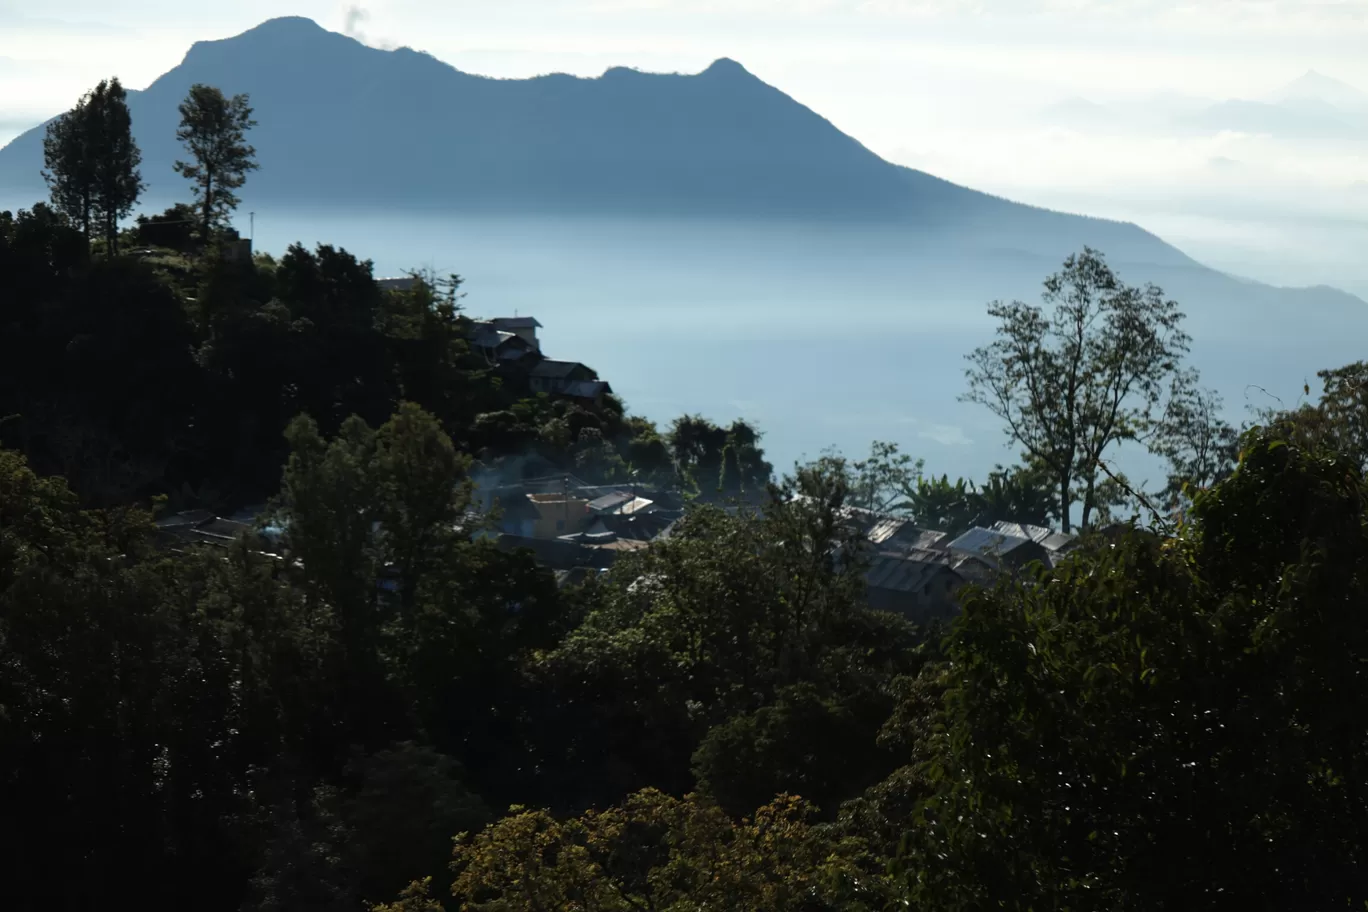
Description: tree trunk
xmin=202 ymin=171 xmax=214 ymax=247
xmin=1059 ymin=472 xmax=1072 ymax=533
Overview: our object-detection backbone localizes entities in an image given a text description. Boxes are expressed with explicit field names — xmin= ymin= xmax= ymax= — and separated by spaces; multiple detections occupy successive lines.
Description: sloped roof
xmin=564 ymin=379 xmax=613 ymax=399
xmin=531 ymin=359 xmax=588 ymax=379
xmin=489 ymin=316 xmax=542 ymax=330
xmin=865 ymin=549 xmax=962 ymax=593
xmin=988 ymin=521 xmax=1076 ymax=552
xmin=947 ymin=526 xmax=1034 ymax=558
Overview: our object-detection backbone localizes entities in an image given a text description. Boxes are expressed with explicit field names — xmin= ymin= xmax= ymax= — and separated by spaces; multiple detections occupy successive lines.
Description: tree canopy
xmin=174 ymin=83 xmax=258 ymax=242
xmin=964 ymin=247 xmax=1202 ymax=531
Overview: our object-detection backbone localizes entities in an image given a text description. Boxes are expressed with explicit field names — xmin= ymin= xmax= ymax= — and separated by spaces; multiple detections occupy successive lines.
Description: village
xmin=153 ymin=301 xmax=1080 ymax=625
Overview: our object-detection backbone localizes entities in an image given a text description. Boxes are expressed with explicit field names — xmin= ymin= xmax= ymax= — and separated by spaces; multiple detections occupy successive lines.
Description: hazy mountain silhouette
xmin=0 ymin=15 xmax=1205 ymax=268
xmin=1 ymin=16 xmax=1365 ymax=318
xmin=1270 ymin=70 xmax=1368 ymax=112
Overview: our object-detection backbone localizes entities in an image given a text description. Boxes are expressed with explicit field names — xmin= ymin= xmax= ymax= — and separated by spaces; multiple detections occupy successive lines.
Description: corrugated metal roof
xmin=866 ymin=516 xmax=906 ymax=544
xmin=987 ymin=521 xmax=1077 ymax=553
xmin=1041 ymin=531 xmax=1077 ymax=552
xmin=948 ymin=526 xmax=1033 ymax=557
xmin=588 ymin=491 xmax=634 ymax=512
xmin=865 ymin=551 xmax=961 ymax=593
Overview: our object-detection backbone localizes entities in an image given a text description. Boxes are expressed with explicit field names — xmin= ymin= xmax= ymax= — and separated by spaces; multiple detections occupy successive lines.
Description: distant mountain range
xmin=0 ymin=16 xmax=1202 ymax=269
xmin=1042 ymin=70 xmax=1368 ymax=140
xmin=0 ymin=17 xmax=1363 ymax=319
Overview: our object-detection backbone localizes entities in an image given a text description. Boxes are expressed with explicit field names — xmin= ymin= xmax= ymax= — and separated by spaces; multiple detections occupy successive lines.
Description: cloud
xmin=918 ymin=424 xmax=973 ymax=446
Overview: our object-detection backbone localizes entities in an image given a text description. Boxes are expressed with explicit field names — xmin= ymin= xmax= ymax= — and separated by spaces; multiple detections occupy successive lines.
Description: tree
xmin=436 ymin=790 xmax=893 ymax=912
xmin=174 ymin=84 xmax=258 ymax=243
xmin=42 ymin=90 xmax=96 ymax=240
xmin=1150 ymin=373 xmax=1239 ymax=514
xmin=135 ymin=202 xmax=199 ymax=252
xmin=903 ymin=426 xmax=1368 ymax=911
xmin=973 ymin=459 xmax=1060 ymax=528
xmin=668 ymin=415 xmax=772 ymax=496
xmin=963 ymin=248 xmax=1192 ymax=532
xmin=42 ymin=79 xmax=144 ymax=253
xmin=847 ymin=439 xmax=922 ymax=513
xmin=88 ymin=78 xmax=143 ymax=254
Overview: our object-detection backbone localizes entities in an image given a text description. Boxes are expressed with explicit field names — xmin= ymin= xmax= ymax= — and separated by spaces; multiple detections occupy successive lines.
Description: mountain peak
xmin=1271 ymin=69 xmax=1368 ymax=110
xmin=703 ymin=57 xmax=752 ymax=78
xmin=242 ymin=15 xmax=329 ymax=36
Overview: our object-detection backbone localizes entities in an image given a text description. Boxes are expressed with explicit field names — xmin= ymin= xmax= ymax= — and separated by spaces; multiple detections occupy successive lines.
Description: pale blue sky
xmin=3 ymin=0 xmax=1367 ymax=289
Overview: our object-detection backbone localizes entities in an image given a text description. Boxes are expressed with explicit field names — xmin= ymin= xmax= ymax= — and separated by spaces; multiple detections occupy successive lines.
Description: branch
xmin=1094 ymin=456 xmax=1175 ymax=536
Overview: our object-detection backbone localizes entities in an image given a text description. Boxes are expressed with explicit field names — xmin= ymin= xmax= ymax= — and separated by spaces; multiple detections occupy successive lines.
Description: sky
xmin=3 ymin=0 xmax=1368 ymax=291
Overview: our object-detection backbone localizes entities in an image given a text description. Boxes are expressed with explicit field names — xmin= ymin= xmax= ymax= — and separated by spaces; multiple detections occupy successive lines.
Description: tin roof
xmin=865 ymin=549 xmax=962 ymax=593
xmin=947 ymin=526 xmax=1034 ymax=558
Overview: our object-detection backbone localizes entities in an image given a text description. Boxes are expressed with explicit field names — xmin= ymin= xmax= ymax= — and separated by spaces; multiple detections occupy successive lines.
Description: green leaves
xmin=173 ymin=84 xmax=258 ymax=242
xmin=41 ymin=78 xmax=144 ymax=253
xmin=963 ymin=248 xmax=1201 ymax=532
xmin=904 ymin=425 xmax=1368 ymax=911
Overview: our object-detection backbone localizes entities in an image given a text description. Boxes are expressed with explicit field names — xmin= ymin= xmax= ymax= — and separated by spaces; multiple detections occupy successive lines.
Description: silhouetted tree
xmin=174 ymin=84 xmax=258 ymax=243
xmin=41 ymin=79 xmax=144 ymax=253
xmin=88 ymin=78 xmax=143 ymax=254
xmin=42 ymin=89 xmax=97 ymax=239
xmin=963 ymin=248 xmax=1193 ymax=532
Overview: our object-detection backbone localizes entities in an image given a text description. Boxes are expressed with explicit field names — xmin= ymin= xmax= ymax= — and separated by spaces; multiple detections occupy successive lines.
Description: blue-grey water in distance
xmin=5 ymin=195 xmax=1357 ymax=494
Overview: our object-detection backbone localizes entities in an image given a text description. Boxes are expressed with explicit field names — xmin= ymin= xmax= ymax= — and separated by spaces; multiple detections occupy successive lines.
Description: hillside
xmin=0 ymin=15 xmax=1198 ymax=269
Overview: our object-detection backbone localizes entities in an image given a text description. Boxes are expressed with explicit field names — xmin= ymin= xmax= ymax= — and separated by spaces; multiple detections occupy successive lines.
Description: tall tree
xmin=41 ymin=79 xmax=144 ymax=253
xmin=174 ymin=84 xmax=258 ymax=243
xmin=42 ymin=89 xmax=96 ymax=240
xmin=963 ymin=247 xmax=1192 ymax=532
xmin=87 ymin=78 xmax=144 ymax=254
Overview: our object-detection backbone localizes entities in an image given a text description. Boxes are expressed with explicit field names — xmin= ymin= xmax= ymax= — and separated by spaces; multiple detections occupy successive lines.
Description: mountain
xmin=0 ymin=16 xmax=1198 ymax=269
xmin=1179 ymin=98 xmax=1363 ymax=139
xmin=1270 ymin=70 xmax=1368 ymax=113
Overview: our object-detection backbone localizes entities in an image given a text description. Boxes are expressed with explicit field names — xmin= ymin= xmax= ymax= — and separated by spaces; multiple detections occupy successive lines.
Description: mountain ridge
xmin=0 ymin=15 xmax=1207 ymax=270
xmin=0 ymin=15 xmax=1362 ymax=313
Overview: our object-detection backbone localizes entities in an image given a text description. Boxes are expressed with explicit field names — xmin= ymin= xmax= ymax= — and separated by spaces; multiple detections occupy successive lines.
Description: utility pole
xmin=249 ymin=211 xmax=255 ymax=241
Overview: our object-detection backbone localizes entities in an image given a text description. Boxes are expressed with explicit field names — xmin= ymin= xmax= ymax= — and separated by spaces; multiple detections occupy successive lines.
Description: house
xmin=987 ymin=521 xmax=1078 ymax=565
xmin=820 ymin=503 xmax=949 ymax=552
xmin=526 ymin=491 xmax=592 ymax=538
xmin=561 ymin=379 xmax=614 ymax=403
xmin=864 ymin=548 xmax=966 ymax=623
xmin=154 ymin=510 xmax=259 ymax=550
xmin=485 ymin=316 xmax=542 ymax=351
xmin=595 ymin=509 xmax=682 ymax=543
xmin=470 ymin=323 xmax=538 ymax=364
xmin=946 ymin=525 xmax=1052 ymax=571
xmin=587 ymin=491 xmax=656 ymax=516
xmin=529 ymin=360 xmax=599 ymax=395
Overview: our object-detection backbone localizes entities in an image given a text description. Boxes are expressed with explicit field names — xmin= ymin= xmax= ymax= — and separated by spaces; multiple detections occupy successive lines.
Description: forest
xmin=5 ymin=78 xmax=1368 ymax=912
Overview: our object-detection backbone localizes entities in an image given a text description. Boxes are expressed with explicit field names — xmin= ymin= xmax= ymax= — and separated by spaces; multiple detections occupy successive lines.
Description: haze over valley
xmin=2 ymin=8 xmax=1365 ymax=484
